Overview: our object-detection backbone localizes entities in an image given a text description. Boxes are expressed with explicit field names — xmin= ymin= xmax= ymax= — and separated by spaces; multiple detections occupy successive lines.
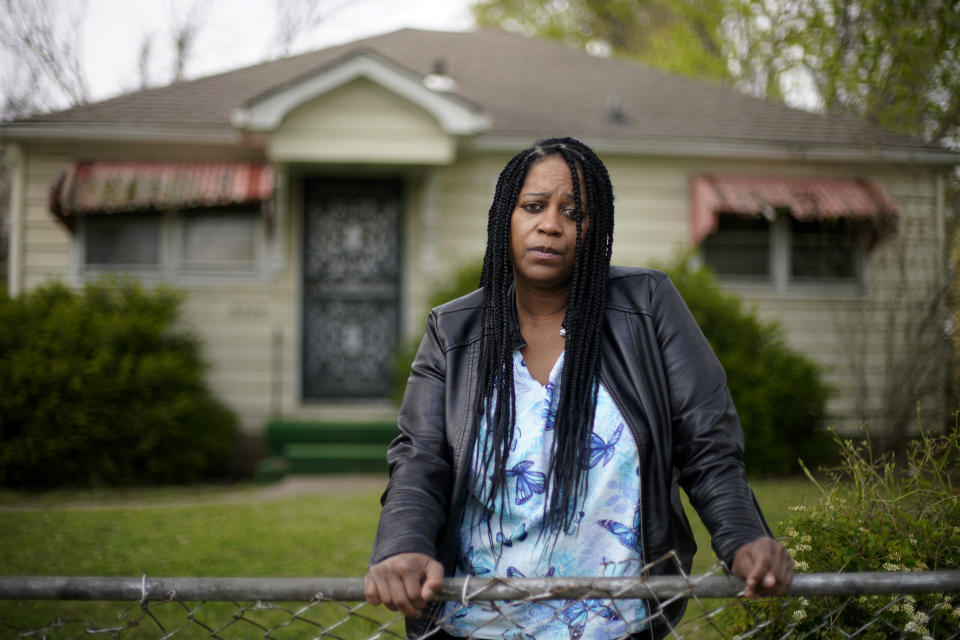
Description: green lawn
xmin=684 ymin=476 xmax=818 ymax=574
xmin=0 ymin=476 xmax=814 ymax=637
xmin=0 ymin=490 xmax=384 ymax=577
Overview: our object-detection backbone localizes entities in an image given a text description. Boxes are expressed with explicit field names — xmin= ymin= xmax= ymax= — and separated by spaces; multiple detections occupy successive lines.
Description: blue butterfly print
xmin=496 ymin=522 xmax=528 ymax=547
xmin=541 ymin=382 xmax=558 ymax=430
xmin=596 ymin=506 xmax=642 ymax=552
xmin=506 ymin=565 xmax=555 ymax=578
xmin=588 ymin=423 xmax=624 ymax=468
xmin=459 ymin=546 xmax=491 ymax=576
xmin=562 ymin=599 xmax=620 ymax=640
xmin=507 ymin=460 xmax=545 ymax=505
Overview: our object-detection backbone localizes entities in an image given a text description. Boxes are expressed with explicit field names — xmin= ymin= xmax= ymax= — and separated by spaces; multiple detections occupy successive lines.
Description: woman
xmin=365 ymin=138 xmax=792 ymax=640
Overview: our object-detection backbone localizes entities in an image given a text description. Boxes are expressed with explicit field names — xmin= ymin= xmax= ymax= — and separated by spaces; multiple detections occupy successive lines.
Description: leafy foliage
xmin=472 ymin=0 xmax=731 ymax=83
xmin=660 ymin=256 xmax=832 ymax=475
xmin=425 ymin=261 xmax=484 ymax=311
xmin=727 ymin=423 xmax=960 ymax=638
xmin=392 ymin=262 xmax=483 ymax=403
xmin=729 ymin=0 xmax=960 ymax=144
xmin=0 ymin=277 xmax=237 ymax=488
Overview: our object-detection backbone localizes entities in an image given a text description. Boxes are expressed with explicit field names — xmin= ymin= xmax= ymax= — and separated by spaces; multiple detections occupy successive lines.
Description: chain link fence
xmin=2 ymin=561 xmax=959 ymax=640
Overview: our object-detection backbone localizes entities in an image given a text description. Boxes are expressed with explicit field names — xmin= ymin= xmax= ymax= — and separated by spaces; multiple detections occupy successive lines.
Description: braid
xmin=474 ymin=137 xmax=615 ymax=537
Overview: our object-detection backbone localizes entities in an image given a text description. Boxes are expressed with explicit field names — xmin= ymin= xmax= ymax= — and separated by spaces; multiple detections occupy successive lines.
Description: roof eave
xmin=471 ymin=134 xmax=960 ymax=166
xmin=231 ymin=49 xmax=490 ymax=136
xmin=0 ymin=122 xmax=245 ymax=146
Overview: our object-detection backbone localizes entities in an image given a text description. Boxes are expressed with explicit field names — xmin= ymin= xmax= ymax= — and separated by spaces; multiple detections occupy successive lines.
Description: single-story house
xmin=2 ymin=28 xmax=956 ymax=461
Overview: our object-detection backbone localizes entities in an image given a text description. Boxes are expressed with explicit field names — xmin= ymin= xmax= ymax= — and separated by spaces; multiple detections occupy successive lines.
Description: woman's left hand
xmin=731 ymin=537 xmax=794 ymax=597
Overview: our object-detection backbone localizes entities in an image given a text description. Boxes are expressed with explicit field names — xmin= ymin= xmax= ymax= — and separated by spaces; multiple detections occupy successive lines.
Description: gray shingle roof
xmin=11 ymin=28 xmax=943 ymax=151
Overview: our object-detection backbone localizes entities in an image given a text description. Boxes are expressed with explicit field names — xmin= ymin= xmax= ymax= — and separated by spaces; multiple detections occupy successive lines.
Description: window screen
xmin=791 ymin=218 xmax=860 ymax=281
xmin=702 ymin=214 xmax=770 ymax=278
xmin=85 ymin=214 xmax=161 ymax=266
xmin=181 ymin=211 xmax=259 ymax=269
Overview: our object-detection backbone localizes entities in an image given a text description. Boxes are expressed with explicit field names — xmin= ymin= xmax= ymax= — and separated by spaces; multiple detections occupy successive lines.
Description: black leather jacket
xmin=371 ymin=267 xmax=771 ymax=638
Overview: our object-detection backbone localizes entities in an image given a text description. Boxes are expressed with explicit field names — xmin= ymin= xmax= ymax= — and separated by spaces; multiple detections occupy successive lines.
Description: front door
xmin=302 ymin=178 xmax=402 ymax=399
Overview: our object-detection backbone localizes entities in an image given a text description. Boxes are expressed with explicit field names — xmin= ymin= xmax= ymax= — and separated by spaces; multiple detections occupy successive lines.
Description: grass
xmin=683 ymin=476 xmax=818 ymax=574
xmin=0 ymin=476 xmax=815 ymax=637
xmin=0 ymin=490 xmax=384 ymax=577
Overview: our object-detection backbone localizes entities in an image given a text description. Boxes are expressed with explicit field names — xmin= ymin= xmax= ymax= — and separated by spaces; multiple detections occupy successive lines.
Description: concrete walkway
xmin=0 ymin=474 xmax=389 ymax=511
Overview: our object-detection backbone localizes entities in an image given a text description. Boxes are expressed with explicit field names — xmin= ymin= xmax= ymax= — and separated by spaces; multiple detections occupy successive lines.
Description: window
xmin=83 ymin=214 xmax=162 ymax=269
xmin=701 ymin=215 xmax=770 ymax=280
xmin=702 ymin=211 xmax=867 ymax=289
xmin=181 ymin=211 xmax=261 ymax=273
xmin=790 ymin=217 xmax=861 ymax=281
xmin=78 ymin=208 xmax=263 ymax=281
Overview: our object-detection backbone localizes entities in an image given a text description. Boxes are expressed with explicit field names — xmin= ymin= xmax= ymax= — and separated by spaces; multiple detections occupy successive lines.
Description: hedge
xmin=0 ymin=277 xmax=237 ymax=488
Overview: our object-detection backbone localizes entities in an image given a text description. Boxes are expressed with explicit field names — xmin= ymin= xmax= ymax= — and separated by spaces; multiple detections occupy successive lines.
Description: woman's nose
xmin=538 ymin=204 xmax=563 ymax=234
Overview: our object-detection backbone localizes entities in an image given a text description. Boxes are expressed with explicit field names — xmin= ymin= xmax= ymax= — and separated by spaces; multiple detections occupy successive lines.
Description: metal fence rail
xmin=3 ymin=572 xmax=960 ymax=601
xmin=2 ymin=569 xmax=959 ymax=640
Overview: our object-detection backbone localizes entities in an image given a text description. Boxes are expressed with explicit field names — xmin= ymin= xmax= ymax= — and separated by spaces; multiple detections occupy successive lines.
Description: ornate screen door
xmin=302 ymin=178 xmax=402 ymax=399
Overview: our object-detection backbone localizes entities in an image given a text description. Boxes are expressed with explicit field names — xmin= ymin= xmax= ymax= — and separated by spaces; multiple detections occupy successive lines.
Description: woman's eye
xmin=522 ymin=202 xmax=543 ymax=213
xmin=562 ymin=208 xmax=577 ymax=219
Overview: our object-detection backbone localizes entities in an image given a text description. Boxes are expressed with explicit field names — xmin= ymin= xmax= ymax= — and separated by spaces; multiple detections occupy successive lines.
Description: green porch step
xmin=282 ymin=442 xmax=389 ymax=474
xmin=255 ymin=420 xmax=397 ymax=481
xmin=265 ymin=420 xmax=398 ymax=455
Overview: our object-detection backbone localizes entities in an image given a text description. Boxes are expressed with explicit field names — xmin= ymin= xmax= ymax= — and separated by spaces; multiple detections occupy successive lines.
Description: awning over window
xmin=50 ymin=161 xmax=274 ymax=223
xmin=690 ymin=175 xmax=899 ymax=245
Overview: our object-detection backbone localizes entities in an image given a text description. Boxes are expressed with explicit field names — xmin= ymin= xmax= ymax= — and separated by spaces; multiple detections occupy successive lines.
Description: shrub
xmin=0 ymin=277 xmax=238 ymax=488
xmin=660 ymin=256 xmax=832 ymax=475
xmin=726 ymin=424 xmax=960 ymax=638
xmin=393 ymin=262 xmax=483 ymax=403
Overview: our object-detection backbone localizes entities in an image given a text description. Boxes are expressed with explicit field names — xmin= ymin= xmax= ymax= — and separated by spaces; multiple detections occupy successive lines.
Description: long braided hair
xmin=473 ymin=137 xmax=615 ymax=538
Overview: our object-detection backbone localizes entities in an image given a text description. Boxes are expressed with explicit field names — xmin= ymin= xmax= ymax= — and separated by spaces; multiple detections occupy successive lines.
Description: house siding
xmin=268 ymin=77 xmax=455 ymax=164
xmin=22 ymin=151 xmax=72 ymax=287
xmin=8 ymin=139 xmax=947 ymax=440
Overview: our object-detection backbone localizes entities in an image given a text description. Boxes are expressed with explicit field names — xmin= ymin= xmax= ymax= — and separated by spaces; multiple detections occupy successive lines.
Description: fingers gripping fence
xmin=2 ymin=565 xmax=960 ymax=640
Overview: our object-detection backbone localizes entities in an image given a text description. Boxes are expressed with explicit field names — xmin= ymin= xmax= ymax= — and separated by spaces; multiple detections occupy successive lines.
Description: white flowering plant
xmin=724 ymin=421 xmax=959 ymax=639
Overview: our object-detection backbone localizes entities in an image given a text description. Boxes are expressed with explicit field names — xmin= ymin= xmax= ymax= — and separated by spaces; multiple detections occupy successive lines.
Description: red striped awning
xmin=50 ymin=161 xmax=274 ymax=222
xmin=690 ymin=175 xmax=899 ymax=245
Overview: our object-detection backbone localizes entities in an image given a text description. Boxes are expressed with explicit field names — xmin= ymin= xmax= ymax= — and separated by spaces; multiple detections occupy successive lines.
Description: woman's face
xmin=509 ymin=154 xmax=588 ymax=293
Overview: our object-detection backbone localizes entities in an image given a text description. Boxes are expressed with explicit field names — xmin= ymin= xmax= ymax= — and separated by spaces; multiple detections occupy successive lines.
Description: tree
xmin=168 ymin=0 xmax=208 ymax=84
xmin=726 ymin=0 xmax=960 ymax=145
xmin=270 ymin=0 xmax=352 ymax=59
xmin=0 ymin=0 xmax=211 ymax=117
xmin=472 ymin=0 xmax=732 ymax=83
xmin=0 ymin=0 xmax=89 ymax=119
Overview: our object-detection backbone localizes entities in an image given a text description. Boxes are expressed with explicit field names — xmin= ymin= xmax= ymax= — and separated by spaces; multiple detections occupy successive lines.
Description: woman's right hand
xmin=364 ymin=552 xmax=444 ymax=618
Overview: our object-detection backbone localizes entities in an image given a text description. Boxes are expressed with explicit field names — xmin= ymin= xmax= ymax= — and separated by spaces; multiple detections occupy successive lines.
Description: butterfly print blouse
xmin=443 ymin=351 xmax=649 ymax=640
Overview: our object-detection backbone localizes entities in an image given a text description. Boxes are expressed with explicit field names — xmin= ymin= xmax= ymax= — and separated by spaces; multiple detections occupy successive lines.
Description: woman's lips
xmin=528 ymin=246 xmax=561 ymax=259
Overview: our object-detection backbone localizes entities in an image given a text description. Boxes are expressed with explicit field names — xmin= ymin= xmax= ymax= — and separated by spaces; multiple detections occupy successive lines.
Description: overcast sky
xmin=80 ymin=0 xmax=475 ymax=101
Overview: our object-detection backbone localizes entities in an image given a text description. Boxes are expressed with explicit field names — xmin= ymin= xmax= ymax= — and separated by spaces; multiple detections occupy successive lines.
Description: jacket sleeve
xmin=650 ymin=274 xmax=772 ymax=567
xmin=369 ymin=310 xmax=452 ymax=565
